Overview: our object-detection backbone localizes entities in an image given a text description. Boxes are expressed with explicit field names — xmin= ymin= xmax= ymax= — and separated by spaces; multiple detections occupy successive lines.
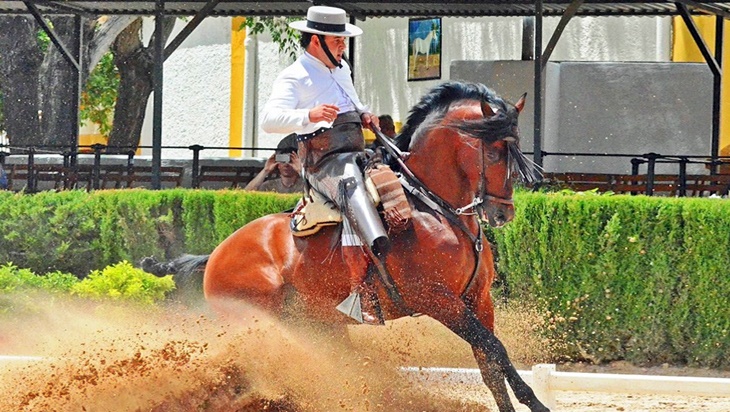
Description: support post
xmin=533 ymin=0 xmax=544 ymax=167
xmin=152 ymin=0 xmax=165 ymax=190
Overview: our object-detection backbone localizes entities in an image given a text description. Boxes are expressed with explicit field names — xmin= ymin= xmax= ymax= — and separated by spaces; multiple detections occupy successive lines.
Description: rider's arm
xmin=260 ymin=74 xmax=311 ymax=134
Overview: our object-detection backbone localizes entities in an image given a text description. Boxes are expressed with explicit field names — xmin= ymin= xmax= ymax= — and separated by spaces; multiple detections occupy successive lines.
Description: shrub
xmin=71 ymin=261 xmax=175 ymax=305
xmin=490 ymin=192 xmax=730 ymax=367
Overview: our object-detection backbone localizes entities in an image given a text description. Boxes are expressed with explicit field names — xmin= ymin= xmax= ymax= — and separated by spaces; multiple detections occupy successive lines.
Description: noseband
xmin=455 ymin=137 xmax=515 ymax=217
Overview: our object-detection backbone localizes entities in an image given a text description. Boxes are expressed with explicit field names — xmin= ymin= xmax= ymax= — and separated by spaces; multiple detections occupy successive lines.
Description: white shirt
xmin=260 ymin=52 xmax=368 ymax=135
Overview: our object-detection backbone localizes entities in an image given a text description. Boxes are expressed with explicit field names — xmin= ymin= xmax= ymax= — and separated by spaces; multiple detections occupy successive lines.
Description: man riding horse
xmin=260 ymin=6 xmax=388 ymax=325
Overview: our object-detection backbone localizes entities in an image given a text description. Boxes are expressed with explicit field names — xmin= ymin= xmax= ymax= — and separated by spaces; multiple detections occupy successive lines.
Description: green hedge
xmin=0 ymin=189 xmax=298 ymax=277
xmin=0 ymin=261 xmax=175 ymax=316
xmin=2 ymin=188 xmax=729 ymax=368
xmin=490 ymin=192 xmax=730 ymax=368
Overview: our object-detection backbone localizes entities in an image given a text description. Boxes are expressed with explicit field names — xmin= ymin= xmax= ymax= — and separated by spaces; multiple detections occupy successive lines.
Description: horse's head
xmin=397 ymin=82 xmax=541 ymax=227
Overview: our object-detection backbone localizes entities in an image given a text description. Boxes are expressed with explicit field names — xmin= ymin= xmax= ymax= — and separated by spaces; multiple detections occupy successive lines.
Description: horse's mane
xmin=394 ymin=81 xmax=510 ymax=151
xmin=393 ymin=81 xmax=541 ymax=184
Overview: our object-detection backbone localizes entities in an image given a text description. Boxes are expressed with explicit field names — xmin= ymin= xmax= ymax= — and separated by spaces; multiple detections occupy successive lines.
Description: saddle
xmin=290 ymin=163 xmax=412 ymax=237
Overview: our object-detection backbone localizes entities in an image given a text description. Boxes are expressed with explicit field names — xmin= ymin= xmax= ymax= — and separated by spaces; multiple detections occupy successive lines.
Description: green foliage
xmin=490 ymin=192 xmax=730 ymax=368
xmin=81 ymin=52 xmax=119 ymax=136
xmin=0 ymin=190 xmax=101 ymax=275
xmin=241 ymin=17 xmax=301 ymax=61
xmin=0 ymin=263 xmax=77 ymax=293
xmin=0 ymin=263 xmax=78 ymax=316
xmin=71 ymin=261 xmax=174 ymax=305
xmin=0 ymin=189 xmax=297 ymax=276
xmin=36 ymin=22 xmax=51 ymax=52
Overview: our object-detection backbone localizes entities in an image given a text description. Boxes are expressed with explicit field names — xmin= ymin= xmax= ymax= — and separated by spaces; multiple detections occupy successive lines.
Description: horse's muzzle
xmin=482 ymin=202 xmax=514 ymax=228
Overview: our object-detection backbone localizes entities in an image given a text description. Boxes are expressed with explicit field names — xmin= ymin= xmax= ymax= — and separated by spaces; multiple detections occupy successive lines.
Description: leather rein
xmin=372 ymin=126 xmax=513 ymax=302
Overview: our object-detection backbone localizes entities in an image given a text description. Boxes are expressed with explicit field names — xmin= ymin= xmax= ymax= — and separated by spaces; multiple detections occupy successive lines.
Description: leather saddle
xmin=290 ymin=163 xmax=411 ymax=237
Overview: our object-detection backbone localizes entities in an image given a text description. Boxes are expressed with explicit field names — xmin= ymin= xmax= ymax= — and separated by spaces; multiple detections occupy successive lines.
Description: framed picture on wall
xmin=407 ymin=17 xmax=442 ymax=81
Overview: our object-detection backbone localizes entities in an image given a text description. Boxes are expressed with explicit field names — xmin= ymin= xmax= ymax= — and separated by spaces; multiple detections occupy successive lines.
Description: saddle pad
xmin=290 ymin=190 xmax=342 ymax=237
xmin=367 ymin=164 xmax=412 ymax=234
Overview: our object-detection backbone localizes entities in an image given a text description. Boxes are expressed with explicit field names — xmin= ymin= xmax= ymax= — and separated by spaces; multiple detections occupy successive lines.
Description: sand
xmin=0 ymin=294 xmax=727 ymax=411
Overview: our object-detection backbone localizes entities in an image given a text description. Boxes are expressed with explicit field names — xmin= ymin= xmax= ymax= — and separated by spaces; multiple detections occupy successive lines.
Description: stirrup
xmin=336 ymin=292 xmax=384 ymax=325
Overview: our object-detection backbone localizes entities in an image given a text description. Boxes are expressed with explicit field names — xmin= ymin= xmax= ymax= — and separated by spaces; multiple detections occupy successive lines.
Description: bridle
xmin=455 ymin=137 xmax=515 ymax=217
xmin=370 ymin=106 xmax=518 ymax=306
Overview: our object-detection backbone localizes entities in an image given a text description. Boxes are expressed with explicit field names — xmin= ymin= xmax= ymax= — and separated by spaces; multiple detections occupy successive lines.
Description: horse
xmin=146 ymin=81 xmax=547 ymax=412
xmin=411 ymin=29 xmax=436 ymax=72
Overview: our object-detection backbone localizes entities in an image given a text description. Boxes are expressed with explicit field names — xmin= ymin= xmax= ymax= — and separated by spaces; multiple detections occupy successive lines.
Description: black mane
xmin=391 ymin=81 xmax=541 ymax=184
xmin=394 ymin=81 xmax=513 ymax=151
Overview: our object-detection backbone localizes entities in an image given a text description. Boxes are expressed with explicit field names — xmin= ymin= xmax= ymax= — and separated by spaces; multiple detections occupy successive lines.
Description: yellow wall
xmin=78 ymin=133 xmax=108 ymax=153
xmin=362 ymin=121 xmax=402 ymax=144
xmin=672 ymin=16 xmax=730 ymax=155
xmin=229 ymin=17 xmax=246 ymax=157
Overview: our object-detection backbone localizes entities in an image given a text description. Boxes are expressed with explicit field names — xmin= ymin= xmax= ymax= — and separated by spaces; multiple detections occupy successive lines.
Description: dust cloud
xmin=0 ymin=293 xmax=551 ymax=411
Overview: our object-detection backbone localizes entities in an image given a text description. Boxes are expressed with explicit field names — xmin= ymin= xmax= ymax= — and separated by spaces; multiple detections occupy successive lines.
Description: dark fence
xmin=0 ymin=143 xmax=275 ymax=192
xmin=2 ymin=143 xmax=730 ymax=197
xmin=533 ymin=151 xmax=730 ymax=197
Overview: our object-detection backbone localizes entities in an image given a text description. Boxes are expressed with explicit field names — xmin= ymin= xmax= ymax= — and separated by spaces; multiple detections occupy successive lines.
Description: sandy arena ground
xmin=0 ymin=293 xmax=728 ymax=411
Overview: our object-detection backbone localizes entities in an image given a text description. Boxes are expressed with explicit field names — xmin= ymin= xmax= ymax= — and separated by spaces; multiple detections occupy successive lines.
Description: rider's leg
xmin=340 ymin=244 xmax=383 ymax=325
xmin=306 ymin=153 xmax=389 ymax=324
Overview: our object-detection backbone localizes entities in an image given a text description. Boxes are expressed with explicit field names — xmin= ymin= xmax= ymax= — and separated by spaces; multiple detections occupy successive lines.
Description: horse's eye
xmin=485 ymin=150 xmax=501 ymax=163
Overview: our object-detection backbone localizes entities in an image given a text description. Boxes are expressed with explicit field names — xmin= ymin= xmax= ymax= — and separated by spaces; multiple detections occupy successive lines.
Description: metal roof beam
xmin=164 ymin=0 xmax=220 ymax=61
xmin=676 ymin=0 xmax=730 ymax=19
xmin=541 ymin=0 xmax=584 ymax=67
xmin=23 ymin=0 xmax=80 ymax=71
xmin=677 ymin=2 xmax=722 ymax=76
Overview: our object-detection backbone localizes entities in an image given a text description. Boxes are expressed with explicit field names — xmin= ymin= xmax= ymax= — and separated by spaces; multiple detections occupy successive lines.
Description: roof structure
xmin=2 ymin=0 xmax=730 ymax=18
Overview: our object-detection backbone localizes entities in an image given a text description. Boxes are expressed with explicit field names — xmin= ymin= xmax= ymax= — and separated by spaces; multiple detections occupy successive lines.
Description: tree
xmin=0 ymin=14 xmax=294 ymax=154
xmin=107 ymin=17 xmax=175 ymax=153
xmin=0 ymin=16 xmax=44 ymax=148
xmin=0 ymin=14 xmax=134 ymax=151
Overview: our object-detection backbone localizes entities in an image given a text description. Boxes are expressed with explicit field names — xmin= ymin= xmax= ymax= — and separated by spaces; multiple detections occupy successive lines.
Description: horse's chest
xmin=411 ymin=209 xmax=461 ymax=250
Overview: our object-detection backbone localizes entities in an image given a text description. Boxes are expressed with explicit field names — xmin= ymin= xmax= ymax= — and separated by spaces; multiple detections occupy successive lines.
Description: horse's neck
xmin=404 ymin=144 xmax=473 ymax=210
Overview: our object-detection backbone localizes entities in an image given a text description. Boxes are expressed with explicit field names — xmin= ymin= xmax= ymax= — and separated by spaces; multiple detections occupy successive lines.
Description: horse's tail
xmin=140 ymin=254 xmax=210 ymax=294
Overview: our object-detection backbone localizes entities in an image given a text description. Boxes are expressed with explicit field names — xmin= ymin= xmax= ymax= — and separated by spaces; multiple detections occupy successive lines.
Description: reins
xmin=372 ymin=125 xmax=507 ymax=300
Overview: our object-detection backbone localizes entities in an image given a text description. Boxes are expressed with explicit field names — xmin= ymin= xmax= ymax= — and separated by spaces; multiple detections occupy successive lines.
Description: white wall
xmin=139 ymin=17 xmax=233 ymax=158
xmin=352 ymin=16 xmax=670 ymax=125
xmin=142 ymin=15 xmax=672 ymax=159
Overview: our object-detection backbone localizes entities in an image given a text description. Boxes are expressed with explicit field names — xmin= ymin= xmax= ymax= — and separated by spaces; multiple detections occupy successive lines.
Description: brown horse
xmin=149 ymin=81 xmax=546 ymax=412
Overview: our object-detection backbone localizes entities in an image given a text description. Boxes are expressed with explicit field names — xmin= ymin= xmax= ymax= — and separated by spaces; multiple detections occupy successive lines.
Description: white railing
xmin=402 ymin=364 xmax=730 ymax=410
xmin=0 ymin=131 xmax=8 ymax=153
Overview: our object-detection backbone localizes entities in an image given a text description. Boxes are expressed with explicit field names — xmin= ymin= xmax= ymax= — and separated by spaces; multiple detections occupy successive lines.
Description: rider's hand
xmin=361 ymin=112 xmax=379 ymax=130
xmin=309 ymin=104 xmax=340 ymax=124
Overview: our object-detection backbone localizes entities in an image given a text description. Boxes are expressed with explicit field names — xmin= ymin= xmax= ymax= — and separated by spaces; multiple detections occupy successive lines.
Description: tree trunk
xmin=108 ymin=17 xmax=175 ymax=153
xmin=0 ymin=16 xmax=43 ymax=149
xmin=0 ymin=15 xmax=135 ymax=152
xmin=38 ymin=16 xmax=89 ymax=151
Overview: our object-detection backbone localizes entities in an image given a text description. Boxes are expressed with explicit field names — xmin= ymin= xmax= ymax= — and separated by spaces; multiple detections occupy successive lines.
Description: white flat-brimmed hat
xmin=289 ymin=6 xmax=362 ymax=37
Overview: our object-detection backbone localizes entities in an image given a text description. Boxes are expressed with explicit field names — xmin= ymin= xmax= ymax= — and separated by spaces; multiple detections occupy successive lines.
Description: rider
xmin=260 ymin=6 xmax=389 ymax=325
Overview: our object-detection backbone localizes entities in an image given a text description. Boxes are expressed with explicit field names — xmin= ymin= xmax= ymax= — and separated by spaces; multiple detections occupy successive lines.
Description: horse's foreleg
xmin=473 ymin=346 xmax=513 ymax=411
xmin=464 ymin=311 xmax=548 ymax=412
xmin=465 ymin=274 xmax=514 ymax=410
xmin=429 ymin=303 xmax=549 ymax=412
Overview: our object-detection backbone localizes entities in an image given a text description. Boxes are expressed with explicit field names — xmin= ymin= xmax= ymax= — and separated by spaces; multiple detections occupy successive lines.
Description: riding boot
xmin=336 ymin=246 xmax=384 ymax=325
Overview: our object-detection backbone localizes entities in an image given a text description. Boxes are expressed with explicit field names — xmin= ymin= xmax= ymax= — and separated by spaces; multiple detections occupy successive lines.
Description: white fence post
xmin=532 ymin=364 xmax=557 ymax=410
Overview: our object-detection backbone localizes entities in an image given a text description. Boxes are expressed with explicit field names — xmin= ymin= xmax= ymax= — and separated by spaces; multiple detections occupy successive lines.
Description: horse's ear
xmin=481 ymin=101 xmax=496 ymax=117
xmin=514 ymin=93 xmax=527 ymax=113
